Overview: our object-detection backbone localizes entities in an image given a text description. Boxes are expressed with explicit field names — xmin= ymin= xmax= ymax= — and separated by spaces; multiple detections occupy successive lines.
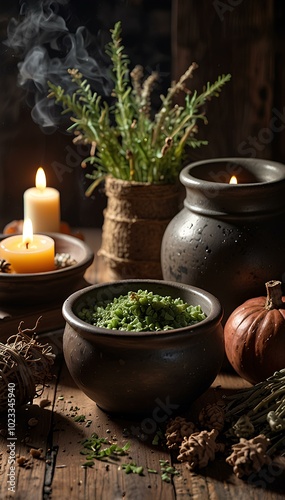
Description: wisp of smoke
xmin=5 ymin=0 xmax=112 ymax=133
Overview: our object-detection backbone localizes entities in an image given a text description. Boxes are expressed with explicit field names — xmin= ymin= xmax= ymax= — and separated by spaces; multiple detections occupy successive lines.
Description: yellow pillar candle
xmin=24 ymin=167 xmax=61 ymax=233
xmin=0 ymin=219 xmax=55 ymax=273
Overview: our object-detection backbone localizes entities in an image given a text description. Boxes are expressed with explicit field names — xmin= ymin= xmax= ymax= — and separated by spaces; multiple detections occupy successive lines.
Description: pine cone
xmin=198 ymin=400 xmax=225 ymax=432
xmin=177 ymin=429 xmax=224 ymax=470
xmin=165 ymin=416 xmax=197 ymax=450
xmin=226 ymin=434 xmax=271 ymax=478
xmin=0 ymin=259 xmax=12 ymax=273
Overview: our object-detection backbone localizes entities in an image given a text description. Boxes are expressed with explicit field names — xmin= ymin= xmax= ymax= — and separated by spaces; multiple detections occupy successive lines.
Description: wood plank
xmin=1 ymin=352 xmax=285 ymax=499
xmin=171 ymin=0 xmax=275 ymax=161
xmin=51 ymin=362 xmax=175 ymax=499
xmin=0 ymin=346 xmax=62 ymax=500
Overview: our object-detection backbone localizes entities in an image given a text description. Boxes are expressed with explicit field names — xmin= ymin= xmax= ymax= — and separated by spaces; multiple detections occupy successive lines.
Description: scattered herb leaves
xmin=159 ymin=460 xmax=180 ymax=483
xmin=80 ymin=432 xmax=178 ymax=484
xmin=74 ymin=415 xmax=86 ymax=422
xmin=152 ymin=428 xmax=165 ymax=446
xmin=82 ymin=460 xmax=95 ymax=468
xmin=81 ymin=433 xmax=130 ymax=466
xmin=122 ymin=463 xmax=144 ymax=475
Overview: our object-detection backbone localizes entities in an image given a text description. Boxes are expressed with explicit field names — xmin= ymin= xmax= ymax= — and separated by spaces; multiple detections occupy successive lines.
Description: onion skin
xmin=224 ymin=281 xmax=285 ymax=384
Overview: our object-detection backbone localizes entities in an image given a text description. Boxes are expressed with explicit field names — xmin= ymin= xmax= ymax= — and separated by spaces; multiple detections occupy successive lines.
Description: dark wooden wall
xmin=172 ymin=0 xmax=285 ymax=164
xmin=0 ymin=0 xmax=171 ymax=230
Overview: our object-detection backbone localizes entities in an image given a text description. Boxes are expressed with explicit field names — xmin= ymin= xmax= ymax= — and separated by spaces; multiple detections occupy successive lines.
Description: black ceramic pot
xmin=161 ymin=158 xmax=285 ymax=321
xmin=62 ymin=280 xmax=224 ymax=415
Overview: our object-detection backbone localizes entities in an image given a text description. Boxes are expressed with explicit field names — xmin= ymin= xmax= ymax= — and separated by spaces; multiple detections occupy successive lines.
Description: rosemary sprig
xmin=48 ymin=21 xmax=231 ymax=192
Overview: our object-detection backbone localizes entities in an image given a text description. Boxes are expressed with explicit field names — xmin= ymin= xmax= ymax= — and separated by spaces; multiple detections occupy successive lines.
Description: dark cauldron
xmin=62 ymin=280 xmax=223 ymax=416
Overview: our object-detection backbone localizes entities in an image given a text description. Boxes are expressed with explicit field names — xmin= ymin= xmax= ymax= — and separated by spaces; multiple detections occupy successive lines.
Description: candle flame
xmin=22 ymin=218 xmax=34 ymax=248
xmin=36 ymin=167 xmax=46 ymax=191
xmin=229 ymin=175 xmax=238 ymax=184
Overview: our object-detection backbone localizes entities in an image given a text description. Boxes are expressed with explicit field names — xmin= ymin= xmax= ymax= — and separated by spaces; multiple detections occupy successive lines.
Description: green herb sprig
xmin=48 ymin=21 xmax=231 ymax=193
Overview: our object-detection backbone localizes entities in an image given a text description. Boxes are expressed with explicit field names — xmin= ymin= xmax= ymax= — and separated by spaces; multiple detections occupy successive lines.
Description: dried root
xmin=0 ymin=319 xmax=55 ymax=413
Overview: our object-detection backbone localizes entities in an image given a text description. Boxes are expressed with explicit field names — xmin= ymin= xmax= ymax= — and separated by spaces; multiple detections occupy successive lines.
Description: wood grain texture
xmin=1 ymin=360 xmax=285 ymax=499
xmin=172 ymin=0 xmax=275 ymax=162
xmin=0 ymin=229 xmax=285 ymax=499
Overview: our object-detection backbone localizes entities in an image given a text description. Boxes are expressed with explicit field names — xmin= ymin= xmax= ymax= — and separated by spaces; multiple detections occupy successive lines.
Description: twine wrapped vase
xmin=98 ymin=176 xmax=180 ymax=281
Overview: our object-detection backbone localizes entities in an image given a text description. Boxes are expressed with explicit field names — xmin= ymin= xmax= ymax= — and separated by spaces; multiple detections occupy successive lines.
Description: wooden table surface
xmin=0 ymin=229 xmax=284 ymax=499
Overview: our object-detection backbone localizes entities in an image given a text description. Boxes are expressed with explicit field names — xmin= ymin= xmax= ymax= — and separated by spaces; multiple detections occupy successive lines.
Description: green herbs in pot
xmin=77 ymin=290 xmax=206 ymax=332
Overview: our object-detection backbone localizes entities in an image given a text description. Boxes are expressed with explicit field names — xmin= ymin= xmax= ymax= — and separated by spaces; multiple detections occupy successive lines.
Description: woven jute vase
xmin=98 ymin=176 xmax=180 ymax=281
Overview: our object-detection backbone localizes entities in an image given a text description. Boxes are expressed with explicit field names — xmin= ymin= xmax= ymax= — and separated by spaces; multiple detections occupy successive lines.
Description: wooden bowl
xmin=62 ymin=280 xmax=224 ymax=415
xmin=0 ymin=233 xmax=94 ymax=306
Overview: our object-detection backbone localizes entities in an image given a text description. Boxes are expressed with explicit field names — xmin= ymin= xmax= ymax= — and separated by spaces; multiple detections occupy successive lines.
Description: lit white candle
xmin=24 ymin=167 xmax=61 ymax=233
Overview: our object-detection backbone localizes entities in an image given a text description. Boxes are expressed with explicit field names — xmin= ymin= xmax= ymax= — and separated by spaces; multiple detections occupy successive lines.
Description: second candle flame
xmin=229 ymin=175 xmax=238 ymax=184
xmin=36 ymin=167 xmax=46 ymax=191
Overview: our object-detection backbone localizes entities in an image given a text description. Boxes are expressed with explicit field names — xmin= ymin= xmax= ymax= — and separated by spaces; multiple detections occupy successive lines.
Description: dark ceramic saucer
xmin=0 ymin=233 xmax=94 ymax=306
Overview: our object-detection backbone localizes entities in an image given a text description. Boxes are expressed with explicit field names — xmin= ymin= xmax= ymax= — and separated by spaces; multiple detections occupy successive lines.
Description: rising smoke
xmin=5 ymin=0 xmax=112 ymax=133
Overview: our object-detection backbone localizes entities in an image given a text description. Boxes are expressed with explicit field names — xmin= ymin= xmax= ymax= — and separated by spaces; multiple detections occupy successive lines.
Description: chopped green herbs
xmin=81 ymin=433 xmax=130 ymax=465
xmin=122 ymin=463 xmax=144 ymax=475
xmin=74 ymin=414 xmax=86 ymax=422
xmin=80 ymin=432 xmax=179 ymax=484
xmin=152 ymin=429 xmax=165 ymax=446
xmin=148 ymin=468 xmax=158 ymax=474
xmin=78 ymin=289 xmax=206 ymax=332
xmin=159 ymin=460 xmax=180 ymax=483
